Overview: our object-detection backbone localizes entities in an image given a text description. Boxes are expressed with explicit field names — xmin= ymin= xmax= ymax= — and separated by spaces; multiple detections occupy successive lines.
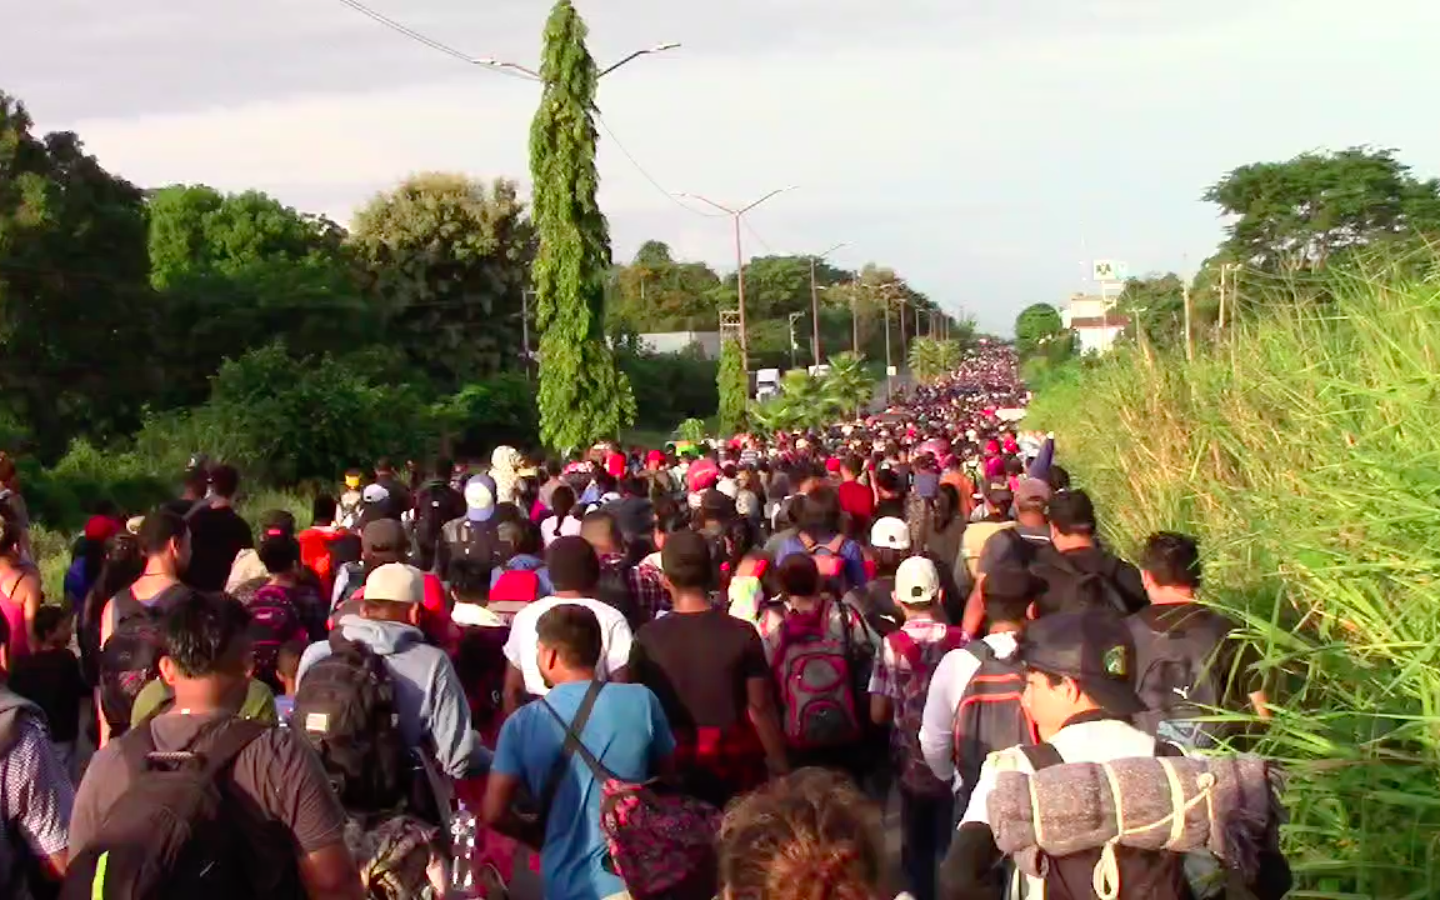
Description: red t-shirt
xmin=837 ymin=480 xmax=875 ymax=526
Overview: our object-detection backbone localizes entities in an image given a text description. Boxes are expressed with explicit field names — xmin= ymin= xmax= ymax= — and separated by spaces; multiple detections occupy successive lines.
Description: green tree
xmin=823 ymin=351 xmax=875 ymax=416
xmin=717 ymin=338 xmax=748 ymax=435
xmin=1116 ymin=273 xmax=1187 ymax=349
xmin=1014 ymin=303 xmax=1066 ymax=359
xmin=607 ymin=240 xmax=722 ymax=335
xmin=529 ymin=0 xmax=636 ymax=450
xmin=908 ymin=337 xmax=963 ymax=384
xmin=351 ymin=173 xmax=534 ymax=389
xmin=1205 ymin=147 xmax=1440 ymax=272
xmin=0 ymin=92 xmax=156 ymax=458
xmin=146 ymin=184 xmax=369 ymax=407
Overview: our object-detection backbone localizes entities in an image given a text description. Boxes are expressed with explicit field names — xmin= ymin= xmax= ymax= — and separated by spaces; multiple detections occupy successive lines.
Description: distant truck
xmin=808 ymin=364 xmax=831 ymax=378
xmin=755 ymin=368 xmax=781 ymax=401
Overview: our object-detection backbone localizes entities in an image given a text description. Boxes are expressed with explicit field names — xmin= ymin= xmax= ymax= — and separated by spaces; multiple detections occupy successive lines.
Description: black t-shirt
xmin=185 ymin=505 xmax=254 ymax=592
xmin=629 ymin=609 xmax=768 ymax=733
xmin=10 ymin=648 xmax=88 ymax=742
xmin=875 ymin=496 xmax=906 ymax=520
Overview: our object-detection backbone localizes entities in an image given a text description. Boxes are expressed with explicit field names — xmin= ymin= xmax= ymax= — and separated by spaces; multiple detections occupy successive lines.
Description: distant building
xmin=1062 ymin=293 xmax=1128 ymax=354
xmin=637 ymin=330 xmax=721 ymax=359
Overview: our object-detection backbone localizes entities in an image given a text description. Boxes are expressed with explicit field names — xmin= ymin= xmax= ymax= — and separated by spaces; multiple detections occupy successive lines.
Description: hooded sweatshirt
xmin=296 ymin=616 xmax=479 ymax=779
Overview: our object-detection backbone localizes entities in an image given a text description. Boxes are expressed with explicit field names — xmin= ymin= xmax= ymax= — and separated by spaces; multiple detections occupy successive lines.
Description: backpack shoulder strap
xmin=888 ymin=630 xmax=921 ymax=669
xmin=196 ymin=718 xmax=271 ymax=779
xmin=539 ymin=682 xmax=615 ymax=787
xmin=1020 ymin=742 xmax=1065 ymax=770
xmin=966 ymin=639 xmax=996 ymax=663
xmin=798 ymin=532 xmax=818 ymax=553
xmin=824 ymin=534 xmax=846 ymax=555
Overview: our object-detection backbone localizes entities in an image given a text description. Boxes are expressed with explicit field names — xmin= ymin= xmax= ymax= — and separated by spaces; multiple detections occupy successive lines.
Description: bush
xmin=1028 ymin=258 xmax=1440 ymax=897
xmin=617 ymin=347 xmax=718 ymax=431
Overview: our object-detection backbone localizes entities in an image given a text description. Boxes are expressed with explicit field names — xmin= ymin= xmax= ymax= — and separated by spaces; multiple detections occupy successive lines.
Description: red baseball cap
xmin=645 ymin=449 xmax=666 ymax=466
xmin=83 ymin=516 xmax=120 ymax=544
xmin=825 ymin=457 xmax=842 ymax=473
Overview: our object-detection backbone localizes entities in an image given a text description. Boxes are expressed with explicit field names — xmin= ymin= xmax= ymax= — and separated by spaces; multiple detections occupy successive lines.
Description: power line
xmin=593 ymin=113 xmax=726 ymax=219
xmin=742 ymin=218 xmax=776 ymax=255
xmin=330 ymin=0 xmax=540 ymax=82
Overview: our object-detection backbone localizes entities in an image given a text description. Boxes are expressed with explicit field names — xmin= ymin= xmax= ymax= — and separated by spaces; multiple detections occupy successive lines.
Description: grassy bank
xmin=1028 ymin=263 xmax=1440 ymax=898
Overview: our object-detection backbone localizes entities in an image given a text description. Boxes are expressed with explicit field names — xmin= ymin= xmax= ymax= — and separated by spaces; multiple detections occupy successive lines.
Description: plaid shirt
xmin=868 ymin=616 xmax=955 ymax=704
xmin=0 ymin=710 xmax=73 ymax=866
xmin=601 ymin=553 xmax=671 ymax=623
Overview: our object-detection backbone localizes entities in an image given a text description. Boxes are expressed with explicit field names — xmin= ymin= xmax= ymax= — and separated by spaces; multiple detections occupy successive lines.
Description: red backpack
xmin=889 ymin=626 xmax=968 ymax=795
xmin=952 ymin=641 xmax=1037 ymax=803
xmin=489 ymin=568 xmax=542 ymax=625
xmin=772 ymin=600 xmax=862 ymax=750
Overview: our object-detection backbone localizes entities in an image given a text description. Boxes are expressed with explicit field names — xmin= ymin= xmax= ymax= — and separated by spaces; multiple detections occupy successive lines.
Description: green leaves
xmin=717 ymin=338 xmax=748 ymax=435
xmin=1014 ymin=303 xmax=1066 ymax=360
xmin=908 ymin=337 xmax=963 ymax=384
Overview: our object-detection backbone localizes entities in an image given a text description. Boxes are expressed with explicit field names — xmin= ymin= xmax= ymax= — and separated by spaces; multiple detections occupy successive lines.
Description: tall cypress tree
xmin=530 ymin=0 xmax=636 ymax=451
xmin=717 ymin=338 xmax=748 ymax=435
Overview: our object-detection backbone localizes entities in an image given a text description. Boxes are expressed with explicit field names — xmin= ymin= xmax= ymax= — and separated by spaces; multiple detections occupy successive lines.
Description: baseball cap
xmin=824 ymin=457 xmax=842 ymax=474
xmin=361 ymin=519 xmax=407 ymax=559
xmin=362 ymin=483 xmax=389 ymax=505
xmin=984 ymin=480 xmax=1013 ymax=506
xmin=464 ymin=474 xmax=497 ymax=523
xmin=701 ymin=488 xmax=736 ymax=520
xmin=645 ymin=449 xmax=666 ymax=466
xmin=1014 ymin=478 xmax=1052 ymax=507
xmin=84 ymin=515 xmax=120 ymax=544
xmin=894 ymin=556 xmax=941 ymax=606
xmin=687 ymin=458 xmax=721 ymax=493
xmin=1019 ymin=610 xmax=1144 ymax=716
xmin=364 ymin=563 xmax=424 ymax=605
xmin=1048 ymin=489 xmax=1097 ymax=534
xmin=870 ymin=516 xmax=912 ymax=551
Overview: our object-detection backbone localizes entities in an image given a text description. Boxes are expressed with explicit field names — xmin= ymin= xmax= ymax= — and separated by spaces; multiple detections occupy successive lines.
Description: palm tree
xmin=910 ymin=338 xmax=965 ymax=384
xmin=823 ymin=352 xmax=876 ymax=416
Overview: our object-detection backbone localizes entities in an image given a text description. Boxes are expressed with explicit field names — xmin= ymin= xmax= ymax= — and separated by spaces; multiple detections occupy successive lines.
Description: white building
xmin=1062 ymin=293 xmax=1128 ymax=354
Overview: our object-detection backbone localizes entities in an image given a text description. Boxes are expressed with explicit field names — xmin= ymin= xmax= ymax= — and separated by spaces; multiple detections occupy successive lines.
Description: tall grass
xmin=1028 ymin=261 xmax=1440 ymax=899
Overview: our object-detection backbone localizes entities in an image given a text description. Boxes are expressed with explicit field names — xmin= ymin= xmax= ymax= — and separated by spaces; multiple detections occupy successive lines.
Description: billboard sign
xmin=1092 ymin=260 xmax=1129 ymax=284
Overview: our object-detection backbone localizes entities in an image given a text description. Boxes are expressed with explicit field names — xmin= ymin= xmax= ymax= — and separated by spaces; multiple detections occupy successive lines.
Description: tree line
xmin=1013 ymin=146 xmax=1440 ymax=373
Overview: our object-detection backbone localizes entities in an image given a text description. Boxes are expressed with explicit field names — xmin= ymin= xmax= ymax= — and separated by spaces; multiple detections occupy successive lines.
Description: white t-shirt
xmin=540 ymin=514 xmax=582 ymax=547
xmin=502 ymin=596 xmax=635 ymax=696
xmin=920 ymin=631 xmax=1020 ymax=787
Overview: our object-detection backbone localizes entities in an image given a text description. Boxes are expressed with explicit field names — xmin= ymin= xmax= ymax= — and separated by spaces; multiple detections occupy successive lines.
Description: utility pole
xmin=883 ymin=296 xmax=893 ymax=404
xmin=1183 ymin=280 xmax=1193 ymax=362
xmin=808 ymin=242 xmax=847 ymax=369
xmin=787 ymin=311 xmax=804 ymax=369
xmin=678 ymin=187 xmax=798 ymax=372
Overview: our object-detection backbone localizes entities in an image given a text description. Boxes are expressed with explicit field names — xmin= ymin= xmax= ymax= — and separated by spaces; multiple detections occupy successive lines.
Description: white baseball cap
xmin=362 ymin=483 xmax=389 ymax=505
xmin=895 ymin=556 xmax=941 ymax=606
xmin=870 ymin=516 xmax=912 ymax=551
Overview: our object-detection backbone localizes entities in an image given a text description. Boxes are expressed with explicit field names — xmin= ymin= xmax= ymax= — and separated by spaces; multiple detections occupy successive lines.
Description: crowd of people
xmin=0 ymin=344 xmax=1293 ymax=900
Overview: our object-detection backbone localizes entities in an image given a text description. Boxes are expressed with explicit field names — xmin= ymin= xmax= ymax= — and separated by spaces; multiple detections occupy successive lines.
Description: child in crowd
xmin=9 ymin=605 xmax=88 ymax=777
xmin=273 ymin=639 xmax=306 ymax=727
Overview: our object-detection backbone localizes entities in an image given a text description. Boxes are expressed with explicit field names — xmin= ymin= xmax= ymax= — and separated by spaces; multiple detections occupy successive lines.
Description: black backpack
xmin=952 ymin=641 xmax=1037 ymax=806
xmin=61 ymin=718 xmax=293 ymax=900
xmin=1129 ymin=607 xmax=1236 ymax=748
xmin=596 ymin=556 xmax=641 ymax=627
xmin=413 ymin=482 xmax=465 ymax=573
xmin=292 ymin=632 xmax=407 ymax=815
xmin=98 ymin=586 xmax=188 ymax=738
xmin=1032 ymin=551 xmax=1131 ymax=616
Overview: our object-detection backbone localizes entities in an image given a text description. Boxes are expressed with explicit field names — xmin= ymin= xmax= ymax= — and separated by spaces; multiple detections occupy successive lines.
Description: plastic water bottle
xmin=449 ymin=801 xmax=478 ymax=896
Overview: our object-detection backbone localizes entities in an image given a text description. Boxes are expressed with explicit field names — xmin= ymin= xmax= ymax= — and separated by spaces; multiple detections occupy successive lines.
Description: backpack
xmin=952 ymin=640 xmax=1036 ymax=804
xmin=297 ymin=529 xmax=345 ymax=597
xmin=541 ymin=683 xmax=720 ymax=900
xmin=798 ymin=533 xmax=850 ymax=592
xmin=1033 ymin=551 xmax=1132 ymax=616
xmin=413 ymin=483 xmax=464 ymax=573
xmin=772 ymin=600 xmax=862 ymax=750
xmin=60 ymin=718 xmax=290 ymax=900
xmin=596 ymin=558 xmax=641 ymax=627
xmin=452 ymin=621 xmax=511 ymax=744
xmin=889 ymin=626 xmax=968 ymax=796
xmin=242 ymin=584 xmax=311 ymax=690
xmin=489 ymin=567 xmax=542 ymax=624
xmin=1018 ymin=742 xmax=1190 ymax=900
xmin=1129 ymin=607 xmax=1236 ymax=749
xmin=292 ymin=632 xmax=408 ymax=815
xmin=99 ymin=586 xmax=187 ymax=738
xmin=441 ymin=519 xmax=501 ymax=569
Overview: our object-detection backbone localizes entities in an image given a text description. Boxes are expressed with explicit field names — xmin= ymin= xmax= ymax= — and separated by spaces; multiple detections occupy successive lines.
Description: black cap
xmin=1019 ymin=610 xmax=1144 ymax=716
xmin=1049 ymin=489 xmax=1097 ymax=534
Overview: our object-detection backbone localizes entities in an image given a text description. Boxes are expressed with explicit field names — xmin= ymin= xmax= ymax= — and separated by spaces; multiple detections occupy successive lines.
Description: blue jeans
xmin=900 ymin=789 xmax=955 ymax=900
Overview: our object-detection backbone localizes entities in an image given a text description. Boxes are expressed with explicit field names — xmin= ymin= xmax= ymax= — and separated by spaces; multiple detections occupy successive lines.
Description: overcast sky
xmin=7 ymin=0 xmax=1438 ymax=332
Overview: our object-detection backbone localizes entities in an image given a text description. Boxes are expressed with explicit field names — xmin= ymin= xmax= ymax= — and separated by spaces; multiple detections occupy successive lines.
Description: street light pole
xmin=808 ymin=242 xmax=847 ymax=369
xmin=678 ymin=187 xmax=798 ymax=371
xmin=787 ymin=312 xmax=804 ymax=369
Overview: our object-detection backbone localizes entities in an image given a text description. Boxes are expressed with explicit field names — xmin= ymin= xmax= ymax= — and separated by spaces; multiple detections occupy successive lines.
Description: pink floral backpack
xmin=542 ymin=684 xmax=720 ymax=899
